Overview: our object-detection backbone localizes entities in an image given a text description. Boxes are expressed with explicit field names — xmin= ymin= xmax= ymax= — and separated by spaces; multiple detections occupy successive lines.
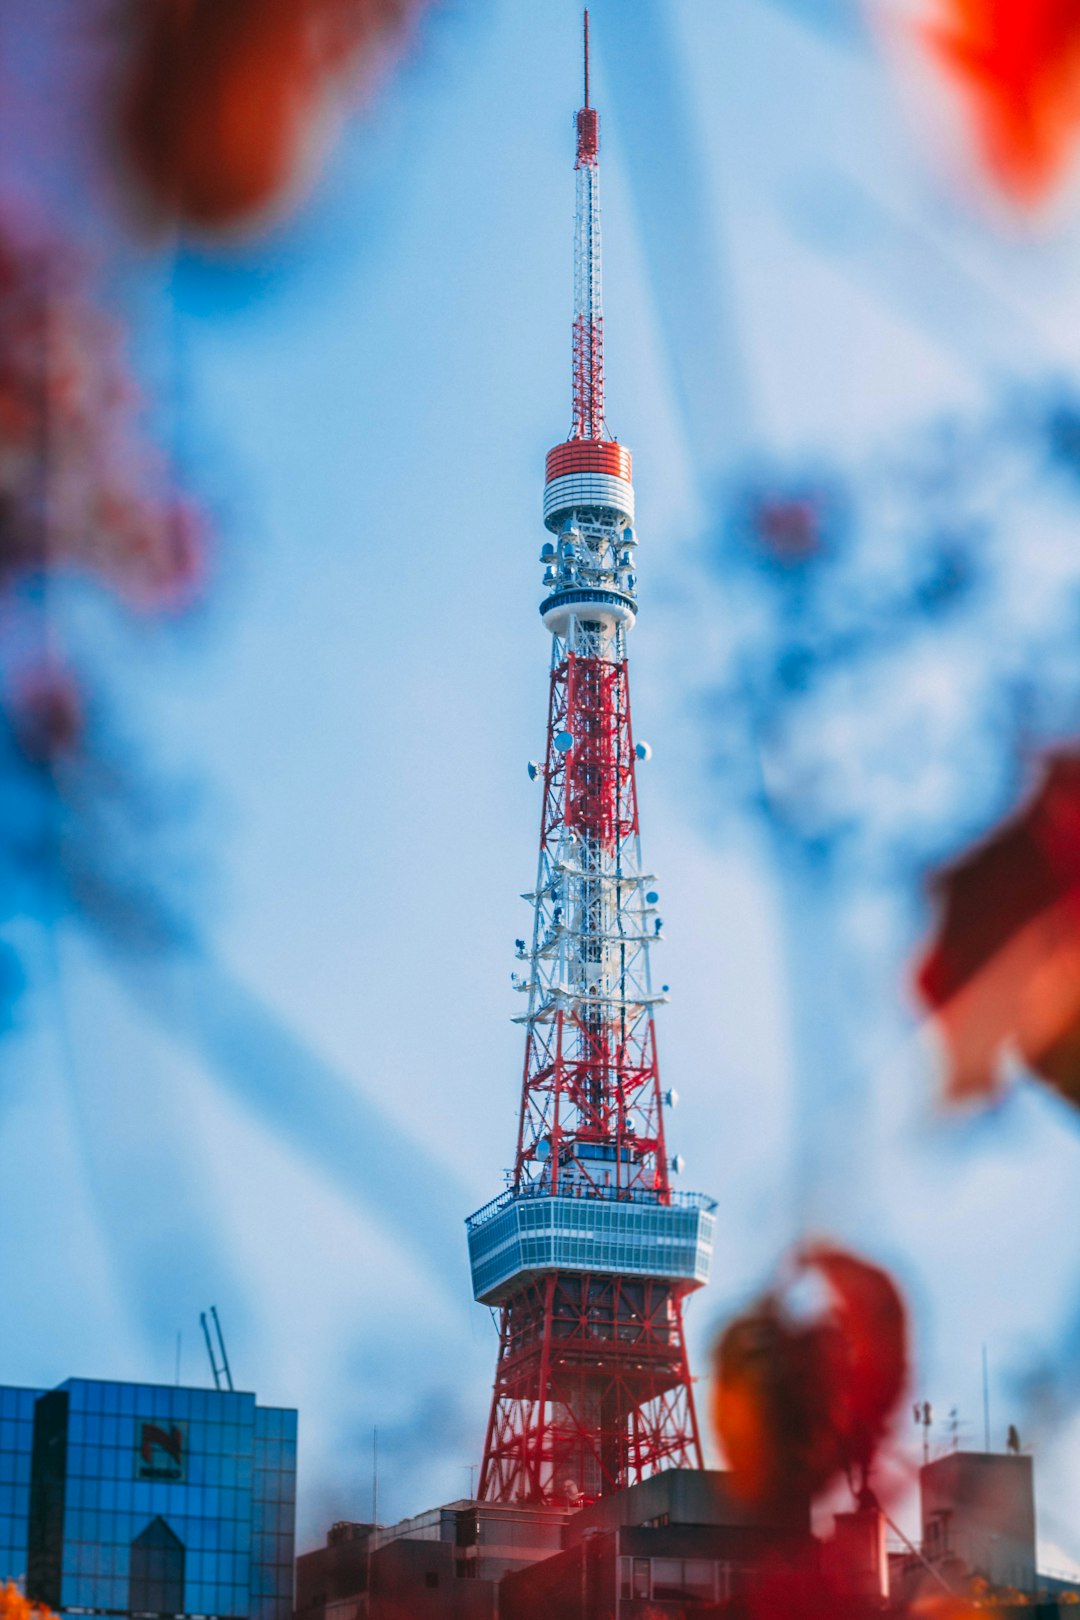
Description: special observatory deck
xmin=466 ymin=1186 xmax=716 ymax=1306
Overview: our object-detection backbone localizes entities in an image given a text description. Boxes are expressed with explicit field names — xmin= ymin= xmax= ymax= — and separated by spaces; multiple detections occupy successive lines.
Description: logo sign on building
xmin=135 ymin=1421 xmax=188 ymax=1482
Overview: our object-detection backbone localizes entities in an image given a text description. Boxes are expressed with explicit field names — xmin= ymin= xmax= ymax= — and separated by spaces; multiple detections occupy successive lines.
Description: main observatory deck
xmin=467 ymin=1185 xmax=716 ymax=1306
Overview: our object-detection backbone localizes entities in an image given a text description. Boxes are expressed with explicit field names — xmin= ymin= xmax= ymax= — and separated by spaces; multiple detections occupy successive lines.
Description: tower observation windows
xmin=466 ymin=1187 xmax=715 ymax=1306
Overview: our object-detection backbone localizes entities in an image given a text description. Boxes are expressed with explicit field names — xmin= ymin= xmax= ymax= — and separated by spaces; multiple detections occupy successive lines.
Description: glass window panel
xmin=684 ymin=1559 xmax=716 ymax=1601
xmin=652 ymin=1558 xmax=686 ymax=1601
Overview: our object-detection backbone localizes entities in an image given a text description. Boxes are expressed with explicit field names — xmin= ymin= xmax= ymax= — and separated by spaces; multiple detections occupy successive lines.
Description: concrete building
xmin=822 ymin=1506 xmax=890 ymax=1604
xmin=0 ymin=1378 xmax=296 ymax=1620
xmin=919 ymin=1451 xmax=1036 ymax=1593
xmin=295 ymin=1470 xmax=808 ymax=1620
xmin=295 ymin=1501 xmax=567 ymax=1620
xmin=291 ymin=1496 xmax=569 ymax=1620
xmin=500 ymin=1469 xmax=809 ymax=1620
xmin=887 ymin=1449 xmax=1080 ymax=1611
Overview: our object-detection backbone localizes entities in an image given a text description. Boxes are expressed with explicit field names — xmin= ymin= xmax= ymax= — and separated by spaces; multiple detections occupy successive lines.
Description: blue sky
xmin=3 ymin=0 xmax=1080 ymax=1569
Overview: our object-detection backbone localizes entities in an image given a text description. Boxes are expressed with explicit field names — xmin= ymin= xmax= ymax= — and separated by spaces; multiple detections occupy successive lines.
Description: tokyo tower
xmin=465 ymin=13 xmax=716 ymax=1506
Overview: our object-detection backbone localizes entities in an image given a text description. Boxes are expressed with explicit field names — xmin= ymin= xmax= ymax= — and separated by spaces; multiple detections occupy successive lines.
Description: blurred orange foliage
xmin=711 ymin=1245 xmax=907 ymax=1511
xmin=118 ymin=0 xmax=427 ymax=231
xmin=0 ymin=1582 xmax=59 ymax=1620
xmin=921 ymin=0 xmax=1080 ymax=203
xmin=917 ymin=752 xmax=1080 ymax=1104
xmin=907 ymin=1594 xmax=982 ymax=1618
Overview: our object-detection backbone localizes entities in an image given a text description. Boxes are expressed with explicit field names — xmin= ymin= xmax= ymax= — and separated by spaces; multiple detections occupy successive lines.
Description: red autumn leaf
xmin=755 ymin=497 xmax=824 ymax=564
xmin=711 ymin=1298 xmax=835 ymax=1510
xmin=803 ymin=1245 xmax=908 ymax=1482
xmin=0 ymin=213 xmax=206 ymax=612
xmin=10 ymin=664 xmax=84 ymax=765
xmin=711 ymin=1247 xmax=908 ymax=1512
xmin=916 ymin=751 xmax=1080 ymax=1105
xmin=919 ymin=0 xmax=1080 ymax=204
xmin=117 ymin=0 xmax=427 ymax=231
xmin=724 ymin=1557 xmax=880 ymax=1620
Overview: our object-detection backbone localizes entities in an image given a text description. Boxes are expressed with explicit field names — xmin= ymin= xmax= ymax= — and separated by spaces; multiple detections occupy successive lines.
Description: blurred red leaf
xmin=117 ymin=0 xmax=428 ymax=231
xmin=805 ymin=1245 xmax=907 ymax=1481
xmin=10 ymin=664 xmax=83 ymax=765
xmin=711 ymin=1247 xmax=908 ymax=1512
xmin=0 ymin=213 xmax=206 ymax=611
xmin=916 ymin=751 xmax=1080 ymax=1104
xmin=921 ymin=0 xmax=1080 ymax=203
xmin=723 ymin=1557 xmax=878 ymax=1620
xmin=755 ymin=497 xmax=823 ymax=564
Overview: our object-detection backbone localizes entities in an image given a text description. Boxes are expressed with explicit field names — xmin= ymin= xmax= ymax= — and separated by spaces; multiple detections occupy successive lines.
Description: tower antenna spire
xmin=573 ymin=10 xmax=603 ymax=437
xmin=583 ymin=8 xmax=590 ymax=108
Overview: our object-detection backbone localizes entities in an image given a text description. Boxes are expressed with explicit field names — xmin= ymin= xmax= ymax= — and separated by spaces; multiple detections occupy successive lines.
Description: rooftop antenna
xmin=946 ymin=1405 xmax=963 ymax=1451
xmin=200 ymin=1306 xmax=234 ymax=1392
xmin=982 ymin=1343 xmax=991 ymax=1451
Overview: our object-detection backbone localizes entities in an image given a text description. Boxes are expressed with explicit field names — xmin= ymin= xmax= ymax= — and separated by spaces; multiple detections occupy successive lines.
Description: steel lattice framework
xmin=466 ymin=11 xmax=715 ymax=1508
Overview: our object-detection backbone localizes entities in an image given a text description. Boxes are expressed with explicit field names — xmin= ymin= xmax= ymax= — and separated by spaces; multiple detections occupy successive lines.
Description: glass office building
xmin=0 ymin=1385 xmax=38 ymax=1596
xmin=0 ymin=1380 xmax=296 ymax=1620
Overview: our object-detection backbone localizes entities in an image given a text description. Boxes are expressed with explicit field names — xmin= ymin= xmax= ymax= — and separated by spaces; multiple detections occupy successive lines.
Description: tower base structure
xmin=479 ymin=1271 xmax=702 ymax=1505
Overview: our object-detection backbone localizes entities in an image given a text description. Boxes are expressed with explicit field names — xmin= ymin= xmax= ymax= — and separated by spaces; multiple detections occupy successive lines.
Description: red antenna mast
xmin=466 ymin=11 xmax=714 ymax=1506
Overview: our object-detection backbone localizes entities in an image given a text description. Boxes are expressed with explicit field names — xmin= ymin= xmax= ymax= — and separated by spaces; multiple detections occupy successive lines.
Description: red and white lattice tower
xmin=465 ymin=13 xmax=715 ymax=1506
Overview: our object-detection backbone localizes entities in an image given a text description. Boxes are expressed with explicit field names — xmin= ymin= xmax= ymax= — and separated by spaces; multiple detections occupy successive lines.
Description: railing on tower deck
xmin=465 ymin=1183 xmax=716 ymax=1233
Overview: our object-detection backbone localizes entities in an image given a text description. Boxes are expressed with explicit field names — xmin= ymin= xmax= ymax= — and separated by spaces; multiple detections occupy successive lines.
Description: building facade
xmin=498 ymin=1469 xmax=810 ymax=1620
xmin=295 ymin=1502 xmax=569 ymax=1620
xmin=294 ymin=1470 xmax=810 ymax=1620
xmin=919 ymin=1451 xmax=1036 ymax=1594
xmin=0 ymin=1385 xmax=37 ymax=1598
xmin=0 ymin=1379 xmax=296 ymax=1620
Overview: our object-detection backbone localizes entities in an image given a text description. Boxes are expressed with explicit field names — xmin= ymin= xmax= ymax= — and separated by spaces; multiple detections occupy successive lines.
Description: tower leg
xmin=479 ymin=1274 xmax=702 ymax=1504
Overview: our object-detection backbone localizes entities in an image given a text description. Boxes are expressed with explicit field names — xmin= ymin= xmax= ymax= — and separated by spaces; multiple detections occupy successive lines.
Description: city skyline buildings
xmin=0 ymin=0 xmax=1078 ymax=1574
